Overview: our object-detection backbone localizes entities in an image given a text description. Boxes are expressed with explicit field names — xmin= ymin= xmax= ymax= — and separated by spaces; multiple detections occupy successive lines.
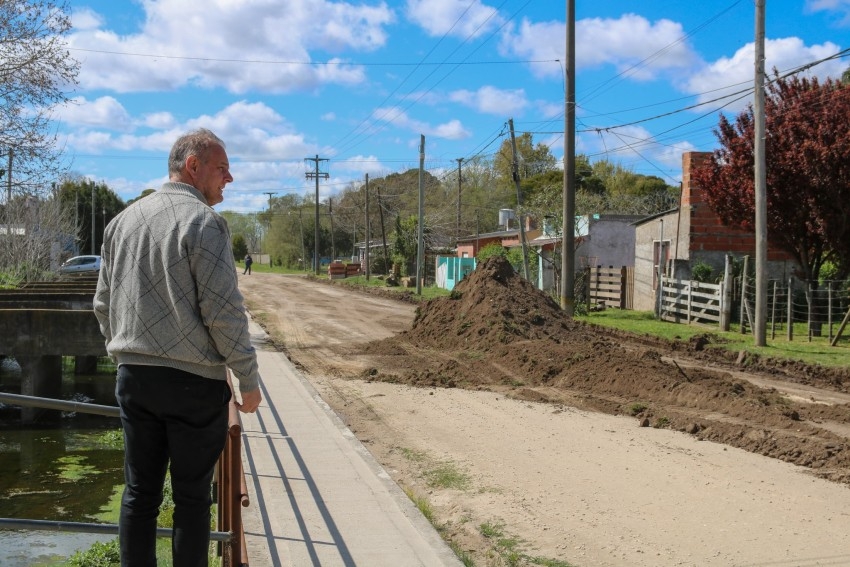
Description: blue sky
xmin=55 ymin=0 xmax=850 ymax=212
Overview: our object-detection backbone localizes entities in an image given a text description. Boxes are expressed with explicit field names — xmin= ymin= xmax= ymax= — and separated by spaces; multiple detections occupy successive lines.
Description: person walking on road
xmin=94 ymin=128 xmax=262 ymax=567
xmin=243 ymin=254 xmax=253 ymax=275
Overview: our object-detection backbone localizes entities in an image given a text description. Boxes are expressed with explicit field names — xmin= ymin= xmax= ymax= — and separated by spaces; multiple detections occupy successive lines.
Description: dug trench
xmin=239 ymin=256 xmax=850 ymax=564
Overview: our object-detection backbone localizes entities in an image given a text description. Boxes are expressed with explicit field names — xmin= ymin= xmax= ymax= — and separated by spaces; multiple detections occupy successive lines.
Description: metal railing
xmin=0 ymin=386 xmax=249 ymax=566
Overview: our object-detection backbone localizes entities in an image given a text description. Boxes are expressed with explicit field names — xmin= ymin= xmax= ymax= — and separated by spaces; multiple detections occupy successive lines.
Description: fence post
xmin=828 ymin=281 xmax=834 ymax=342
xmin=787 ymin=278 xmax=793 ymax=341
xmin=807 ymin=282 xmax=813 ymax=342
xmin=740 ymin=255 xmax=749 ymax=334
xmin=720 ymin=254 xmax=732 ymax=331
xmin=619 ymin=266 xmax=627 ymax=310
xmin=687 ymin=281 xmax=693 ymax=324
xmin=585 ymin=266 xmax=591 ymax=311
xmin=770 ymin=280 xmax=777 ymax=340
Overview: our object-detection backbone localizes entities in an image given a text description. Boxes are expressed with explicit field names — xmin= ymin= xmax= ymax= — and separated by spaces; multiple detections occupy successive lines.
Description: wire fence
xmin=736 ymin=278 xmax=850 ymax=342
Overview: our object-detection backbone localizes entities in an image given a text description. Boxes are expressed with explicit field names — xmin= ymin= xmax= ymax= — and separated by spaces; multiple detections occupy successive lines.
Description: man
xmin=94 ymin=128 xmax=262 ymax=567
xmin=243 ymin=253 xmax=252 ymax=275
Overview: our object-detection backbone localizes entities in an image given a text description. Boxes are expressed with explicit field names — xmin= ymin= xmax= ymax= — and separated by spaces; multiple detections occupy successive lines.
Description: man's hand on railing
xmin=236 ymin=388 xmax=262 ymax=413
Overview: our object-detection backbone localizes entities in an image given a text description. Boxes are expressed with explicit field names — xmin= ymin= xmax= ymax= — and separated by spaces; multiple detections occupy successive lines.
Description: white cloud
xmin=405 ymin=0 xmax=503 ymax=39
xmin=58 ymin=96 xmax=133 ymax=131
xmin=374 ymin=107 xmax=471 ymax=139
xmin=70 ymin=7 xmax=103 ymax=31
xmin=806 ymin=0 xmax=850 ymax=25
xmin=502 ymin=15 xmax=699 ymax=80
xmin=61 ymin=100 xmax=321 ymax=166
xmin=67 ymin=0 xmax=394 ymax=94
xmin=684 ymin=37 xmax=846 ymax=112
xmin=449 ymin=86 xmax=528 ymax=115
xmin=143 ymin=112 xmax=177 ymax=130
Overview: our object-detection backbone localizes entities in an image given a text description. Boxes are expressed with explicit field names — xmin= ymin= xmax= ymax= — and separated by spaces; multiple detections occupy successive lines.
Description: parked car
xmin=58 ymin=255 xmax=102 ymax=274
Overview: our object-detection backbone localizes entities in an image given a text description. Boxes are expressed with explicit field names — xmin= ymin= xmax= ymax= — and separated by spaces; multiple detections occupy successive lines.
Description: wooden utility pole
xmin=455 ymin=158 xmax=463 ymax=246
xmin=561 ymin=0 xmax=576 ymax=314
xmin=91 ymin=182 xmax=96 ymax=255
xmin=305 ymin=155 xmax=329 ymax=275
xmin=416 ymin=135 xmax=425 ymax=294
xmin=329 ymin=197 xmax=335 ymax=261
xmin=376 ymin=186 xmax=390 ymax=275
xmin=508 ymin=119 xmax=530 ymax=282
xmin=365 ymin=174 xmax=370 ymax=280
xmin=753 ymin=0 xmax=767 ymax=346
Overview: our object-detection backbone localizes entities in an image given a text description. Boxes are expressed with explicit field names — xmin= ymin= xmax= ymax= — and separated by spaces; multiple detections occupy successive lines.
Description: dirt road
xmin=238 ymin=270 xmax=850 ymax=567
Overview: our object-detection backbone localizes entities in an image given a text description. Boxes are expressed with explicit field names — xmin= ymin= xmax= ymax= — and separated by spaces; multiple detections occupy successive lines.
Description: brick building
xmin=632 ymin=151 xmax=801 ymax=311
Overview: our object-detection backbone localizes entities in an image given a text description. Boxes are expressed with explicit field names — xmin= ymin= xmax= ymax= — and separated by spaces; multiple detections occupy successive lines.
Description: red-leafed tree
xmin=691 ymin=73 xmax=850 ymax=282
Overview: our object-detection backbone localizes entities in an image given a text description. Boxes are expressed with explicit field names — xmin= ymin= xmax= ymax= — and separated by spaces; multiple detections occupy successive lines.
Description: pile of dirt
xmin=363 ymin=256 xmax=850 ymax=484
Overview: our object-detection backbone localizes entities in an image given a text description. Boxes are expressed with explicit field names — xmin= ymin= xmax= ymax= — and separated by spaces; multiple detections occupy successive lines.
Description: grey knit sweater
xmin=94 ymin=182 xmax=259 ymax=392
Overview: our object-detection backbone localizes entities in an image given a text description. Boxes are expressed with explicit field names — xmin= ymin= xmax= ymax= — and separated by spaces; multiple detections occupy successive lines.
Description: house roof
xmin=631 ymin=207 xmax=679 ymax=227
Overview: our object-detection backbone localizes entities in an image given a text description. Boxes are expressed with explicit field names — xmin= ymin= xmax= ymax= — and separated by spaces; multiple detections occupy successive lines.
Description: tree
xmin=0 ymin=192 xmax=76 ymax=283
xmin=222 ymin=211 xmax=263 ymax=253
xmin=691 ymin=73 xmax=850 ymax=282
xmin=56 ymin=178 xmax=126 ymax=256
xmin=0 ymin=1 xmax=79 ymax=197
xmin=493 ymin=132 xmax=558 ymax=185
xmin=232 ymin=234 xmax=248 ymax=261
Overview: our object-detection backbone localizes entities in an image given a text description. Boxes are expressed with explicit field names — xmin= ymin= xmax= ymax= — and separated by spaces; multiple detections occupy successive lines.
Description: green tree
xmin=393 ymin=215 xmax=422 ymax=276
xmin=493 ymin=133 xmax=558 ymax=186
xmin=57 ymin=178 xmax=126 ymax=256
xmin=222 ymin=211 xmax=263 ymax=253
xmin=232 ymin=233 xmax=248 ymax=260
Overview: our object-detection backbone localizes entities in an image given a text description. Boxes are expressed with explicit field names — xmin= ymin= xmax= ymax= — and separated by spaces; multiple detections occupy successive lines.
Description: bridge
xmin=0 ymin=275 xmax=106 ymax=421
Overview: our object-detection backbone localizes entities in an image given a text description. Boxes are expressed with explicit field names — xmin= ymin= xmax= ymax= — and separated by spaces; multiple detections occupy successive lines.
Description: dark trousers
xmin=116 ymin=364 xmax=231 ymax=567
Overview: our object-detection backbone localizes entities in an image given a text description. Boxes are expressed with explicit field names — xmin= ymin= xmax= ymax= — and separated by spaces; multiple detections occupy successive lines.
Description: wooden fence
xmin=659 ymin=277 xmax=724 ymax=326
xmin=585 ymin=266 xmax=633 ymax=310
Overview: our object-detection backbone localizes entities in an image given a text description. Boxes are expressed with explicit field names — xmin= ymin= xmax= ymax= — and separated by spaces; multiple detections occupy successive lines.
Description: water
xmin=0 ymin=357 xmax=124 ymax=565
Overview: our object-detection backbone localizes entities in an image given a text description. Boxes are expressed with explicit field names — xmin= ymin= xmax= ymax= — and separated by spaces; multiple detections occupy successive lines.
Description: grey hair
xmin=167 ymin=128 xmax=226 ymax=177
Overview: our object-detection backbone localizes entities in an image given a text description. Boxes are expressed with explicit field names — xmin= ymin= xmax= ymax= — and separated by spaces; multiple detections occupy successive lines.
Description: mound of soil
xmin=363 ymin=256 xmax=850 ymax=484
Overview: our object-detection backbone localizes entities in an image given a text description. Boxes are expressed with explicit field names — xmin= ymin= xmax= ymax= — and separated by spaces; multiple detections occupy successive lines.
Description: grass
xmin=478 ymin=522 xmax=575 ymax=567
xmin=333 ymin=274 xmax=452 ymax=300
xmin=575 ymin=308 xmax=850 ymax=369
xmin=426 ymin=462 xmax=471 ymax=491
xmin=56 ymin=467 xmax=220 ymax=567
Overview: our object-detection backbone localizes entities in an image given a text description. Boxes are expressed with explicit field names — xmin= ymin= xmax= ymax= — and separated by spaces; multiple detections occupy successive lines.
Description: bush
xmin=68 ymin=539 xmax=120 ymax=567
xmin=691 ymin=261 xmax=713 ymax=283
xmin=477 ymin=243 xmax=506 ymax=262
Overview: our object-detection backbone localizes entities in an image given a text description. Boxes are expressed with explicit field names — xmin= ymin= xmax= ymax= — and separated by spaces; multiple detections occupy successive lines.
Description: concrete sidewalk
xmin=237 ymin=320 xmax=462 ymax=567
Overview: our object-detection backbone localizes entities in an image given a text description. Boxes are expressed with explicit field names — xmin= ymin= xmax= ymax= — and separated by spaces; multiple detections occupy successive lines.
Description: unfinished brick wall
xmin=683 ymin=152 xmax=793 ymax=262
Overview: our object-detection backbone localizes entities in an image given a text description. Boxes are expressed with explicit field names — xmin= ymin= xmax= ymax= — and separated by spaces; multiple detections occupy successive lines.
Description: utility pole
xmin=263 ymin=192 xmax=275 ymax=262
xmin=263 ymin=192 xmax=276 ymax=216
xmin=455 ymin=158 xmax=463 ymax=246
xmin=377 ymin=186 xmax=390 ymax=275
xmin=508 ymin=119 xmax=530 ymax=282
xmin=365 ymin=174 xmax=370 ymax=280
xmin=561 ymin=0 xmax=576 ymax=315
xmin=416 ymin=135 xmax=425 ymax=295
xmin=91 ymin=182 xmax=96 ymax=255
xmin=329 ymin=197 xmax=335 ymax=261
xmin=305 ymin=155 xmax=329 ymax=275
xmin=753 ymin=0 xmax=767 ymax=346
